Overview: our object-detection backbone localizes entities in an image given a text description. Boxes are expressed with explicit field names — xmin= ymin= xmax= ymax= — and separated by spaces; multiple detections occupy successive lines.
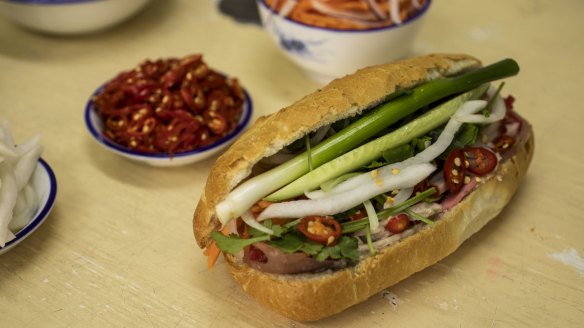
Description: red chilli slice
xmin=463 ymin=147 xmax=498 ymax=176
xmin=385 ymin=213 xmax=411 ymax=234
xmin=444 ymin=148 xmax=466 ymax=193
xmin=492 ymin=135 xmax=515 ymax=153
xmin=297 ymin=216 xmax=342 ymax=246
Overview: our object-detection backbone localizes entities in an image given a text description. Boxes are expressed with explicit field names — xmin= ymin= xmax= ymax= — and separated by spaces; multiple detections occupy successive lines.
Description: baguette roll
xmin=193 ymin=53 xmax=533 ymax=321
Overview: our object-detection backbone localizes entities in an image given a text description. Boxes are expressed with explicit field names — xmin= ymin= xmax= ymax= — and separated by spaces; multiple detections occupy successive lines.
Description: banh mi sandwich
xmin=193 ymin=54 xmax=534 ymax=321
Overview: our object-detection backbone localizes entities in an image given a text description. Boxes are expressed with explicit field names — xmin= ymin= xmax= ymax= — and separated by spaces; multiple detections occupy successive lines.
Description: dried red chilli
xmin=92 ymin=54 xmax=245 ymax=154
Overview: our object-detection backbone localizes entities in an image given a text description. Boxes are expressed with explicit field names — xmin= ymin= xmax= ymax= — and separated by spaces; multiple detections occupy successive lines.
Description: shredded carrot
xmin=204 ymin=227 xmax=228 ymax=269
xmin=265 ymin=0 xmax=425 ymax=30
xmin=204 ymin=241 xmax=221 ymax=269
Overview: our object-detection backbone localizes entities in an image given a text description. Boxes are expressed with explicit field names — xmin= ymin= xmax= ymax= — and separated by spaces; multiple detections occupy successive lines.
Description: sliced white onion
xmin=0 ymin=165 xmax=18 ymax=247
xmin=0 ymin=122 xmax=42 ymax=246
xmin=224 ymin=216 xmax=239 ymax=235
xmin=242 ymin=210 xmax=274 ymax=235
xmin=383 ymin=187 xmax=414 ymax=209
xmin=14 ymin=140 xmax=43 ymax=190
xmin=9 ymin=184 xmax=37 ymax=231
xmin=452 ymin=99 xmax=488 ymax=117
xmin=14 ymin=134 xmax=40 ymax=156
xmin=304 ymin=170 xmax=381 ymax=199
xmin=401 ymin=119 xmax=464 ymax=167
xmin=454 ymin=86 xmax=505 ymax=124
xmin=363 ymin=199 xmax=379 ymax=231
xmin=304 ymin=188 xmax=324 ymax=200
xmin=310 ymin=125 xmax=330 ymax=146
xmin=258 ymin=163 xmax=436 ymax=220
xmin=0 ymin=143 xmax=17 ymax=158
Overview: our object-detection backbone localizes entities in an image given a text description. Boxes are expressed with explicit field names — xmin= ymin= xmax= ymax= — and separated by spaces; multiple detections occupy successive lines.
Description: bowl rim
xmin=1 ymin=158 xmax=57 ymax=250
xmin=256 ymin=0 xmax=431 ymax=33
xmin=84 ymin=84 xmax=253 ymax=160
xmin=4 ymin=0 xmax=98 ymax=5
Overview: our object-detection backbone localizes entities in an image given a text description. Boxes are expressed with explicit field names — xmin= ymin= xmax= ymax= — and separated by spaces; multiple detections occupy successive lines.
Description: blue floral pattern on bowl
xmin=272 ymin=24 xmax=328 ymax=63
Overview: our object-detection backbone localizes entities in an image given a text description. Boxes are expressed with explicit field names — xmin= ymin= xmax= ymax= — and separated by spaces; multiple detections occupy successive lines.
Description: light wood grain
xmin=1 ymin=0 xmax=583 ymax=327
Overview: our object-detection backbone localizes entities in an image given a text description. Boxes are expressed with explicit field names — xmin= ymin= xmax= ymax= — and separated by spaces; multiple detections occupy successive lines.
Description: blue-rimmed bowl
xmin=256 ymin=0 xmax=431 ymax=82
xmin=0 ymin=159 xmax=57 ymax=255
xmin=0 ymin=0 xmax=151 ymax=35
xmin=85 ymin=86 xmax=253 ymax=167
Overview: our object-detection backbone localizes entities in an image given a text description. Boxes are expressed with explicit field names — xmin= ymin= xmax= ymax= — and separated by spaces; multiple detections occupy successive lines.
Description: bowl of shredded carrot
xmin=85 ymin=54 xmax=253 ymax=167
xmin=256 ymin=0 xmax=431 ymax=82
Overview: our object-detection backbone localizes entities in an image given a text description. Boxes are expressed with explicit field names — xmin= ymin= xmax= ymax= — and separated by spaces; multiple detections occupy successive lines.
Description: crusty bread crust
xmin=225 ymin=127 xmax=534 ymax=321
xmin=194 ymin=54 xmax=482 ymax=248
xmin=191 ymin=53 xmax=534 ymax=322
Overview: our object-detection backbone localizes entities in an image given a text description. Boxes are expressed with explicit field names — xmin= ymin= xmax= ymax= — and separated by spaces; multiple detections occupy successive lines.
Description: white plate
xmin=0 ymin=158 xmax=57 ymax=254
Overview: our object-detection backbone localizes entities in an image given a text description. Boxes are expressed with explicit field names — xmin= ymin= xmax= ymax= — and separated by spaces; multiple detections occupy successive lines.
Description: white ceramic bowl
xmin=256 ymin=0 xmax=431 ymax=82
xmin=0 ymin=159 xmax=57 ymax=255
xmin=85 ymin=85 xmax=253 ymax=167
xmin=0 ymin=0 xmax=151 ymax=35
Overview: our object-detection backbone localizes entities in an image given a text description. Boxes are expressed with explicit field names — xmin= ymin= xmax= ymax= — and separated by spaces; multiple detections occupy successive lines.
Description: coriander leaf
xmin=248 ymin=226 xmax=265 ymax=238
xmin=382 ymin=144 xmax=414 ymax=164
xmin=268 ymin=233 xmax=304 ymax=253
xmin=373 ymin=194 xmax=388 ymax=207
xmin=299 ymin=240 xmax=324 ymax=255
xmin=337 ymin=236 xmax=360 ymax=261
xmin=362 ymin=160 xmax=386 ymax=169
xmin=452 ymin=124 xmax=479 ymax=148
xmin=332 ymin=206 xmax=359 ymax=222
xmin=283 ymin=218 xmax=302 ymax=229
xmin=211 ymin=231 xmax=270 ymax=254
xmin=411 ymin=136 xmax=433 ymax=151
xmin=315 ymin=245 xmax=341 ymax=262
xmin=248 ymin=219 xmax=284 ymax=237
xmin=269 ymin=232 xmax=324 ymax=255
xmin=313 ymin=236 xmax=362 ymax=262
xmin=271 ymin=224 xmax=284 ymax=237
xmin=437 ymin=124 xmax=479 ymax=160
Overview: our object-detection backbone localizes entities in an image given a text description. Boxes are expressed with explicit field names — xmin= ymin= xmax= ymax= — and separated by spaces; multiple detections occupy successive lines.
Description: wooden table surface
xmin=1 ymin=0 xmax=583 ymax=327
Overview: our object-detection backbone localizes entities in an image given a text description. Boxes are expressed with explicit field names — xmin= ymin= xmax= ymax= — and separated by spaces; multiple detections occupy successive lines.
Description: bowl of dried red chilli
xmin=84 ymin=54 xmax=253 ymax=167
